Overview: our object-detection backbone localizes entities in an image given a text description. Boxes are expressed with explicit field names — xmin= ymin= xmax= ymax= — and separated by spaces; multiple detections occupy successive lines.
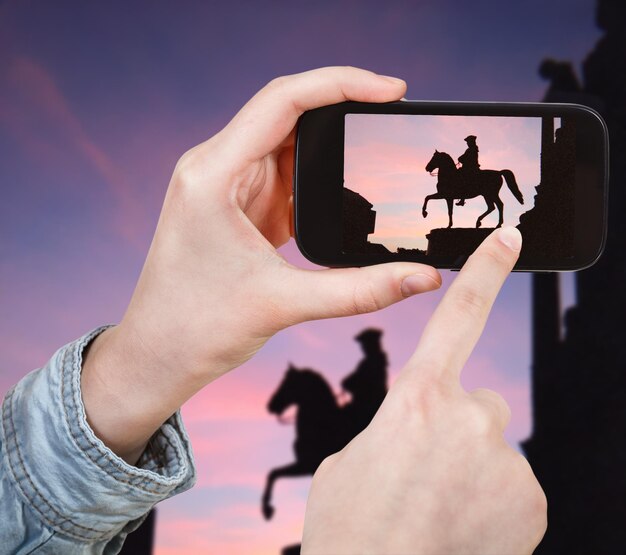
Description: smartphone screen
xmin=294 ymin=101 xmax=607 ymax=271
xmin=342 ymin=114 xmax=574 ymax=263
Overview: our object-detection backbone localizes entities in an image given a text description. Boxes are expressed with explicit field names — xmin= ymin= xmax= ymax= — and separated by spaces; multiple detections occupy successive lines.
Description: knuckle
xmin=463 ymin=389 xmax=512 ymax=437
xmin=497 ymin=399 xmax=512 ymax=425
xmin=386 ymin=382 xmax=430 ymax=423
xmin=170 ymin=137 xmax=224 ymax=196
xmin=387 ymin=374 xmax=454 ymax=425
xmin=465 ymin=403 xmax=495 ymax=436
xmin=265 ymin=75 xmax=289 ymax=92
xmin=173 ymin=149 xmax=196 ymax=182
xmin=471 ymin=388 xmax=511 ymax=426
xmin=450 ymin=284 xmax=488 ymax=319
xmin=415 ymin=358 xmax=452 ymax=391
xmin=173 ymin=143 xmax=208 ymax=185
xmin=351 ymin=279 xmax=384 ymax=314
xmin=170 ymin=150 xmax=200 ymax=202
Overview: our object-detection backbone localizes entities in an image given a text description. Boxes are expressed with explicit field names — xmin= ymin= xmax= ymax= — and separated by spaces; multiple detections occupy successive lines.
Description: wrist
xmin=81 ymin=324 xmax=195 ymax=464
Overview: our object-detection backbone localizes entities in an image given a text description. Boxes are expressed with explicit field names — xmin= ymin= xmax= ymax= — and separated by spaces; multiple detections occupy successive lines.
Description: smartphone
xmin=294 ymin=101 xmax=608 ymax=271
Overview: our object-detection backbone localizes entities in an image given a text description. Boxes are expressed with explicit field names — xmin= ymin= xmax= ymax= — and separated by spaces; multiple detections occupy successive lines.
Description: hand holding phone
xmin=294 ymin=100 xmax=608 ymax=271
xmin=80 ymin=67 xmax=446 ymax=463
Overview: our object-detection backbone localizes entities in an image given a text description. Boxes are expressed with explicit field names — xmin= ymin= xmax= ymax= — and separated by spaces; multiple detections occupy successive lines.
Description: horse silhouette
xmin=261 ymin=364 xmax=363 ymax=520
xmin=423 ymin=150 xmax=524 ymax=228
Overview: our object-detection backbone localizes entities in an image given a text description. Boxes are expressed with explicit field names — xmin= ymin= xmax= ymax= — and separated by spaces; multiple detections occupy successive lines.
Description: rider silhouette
xmin=456 ymin=135 xmax=481 ymax=206
xmin=341 ymin=328 xmax=388 ymax=439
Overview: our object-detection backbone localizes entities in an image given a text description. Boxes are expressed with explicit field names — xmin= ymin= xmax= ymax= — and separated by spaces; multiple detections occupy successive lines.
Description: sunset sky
xmin=0 ymin=1 xmax=600 ymax=553
xmin=345 ymin=113 xmax=543 ymax=250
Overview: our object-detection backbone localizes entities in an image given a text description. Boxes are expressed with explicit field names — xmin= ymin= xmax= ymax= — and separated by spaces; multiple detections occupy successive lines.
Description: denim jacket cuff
xmin=1 ymin=326 xmax=197 ymax=542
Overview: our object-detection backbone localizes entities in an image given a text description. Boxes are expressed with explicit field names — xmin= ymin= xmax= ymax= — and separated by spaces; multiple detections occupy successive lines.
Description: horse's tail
xmin=501 ymin=170 xmax=524 ymax=204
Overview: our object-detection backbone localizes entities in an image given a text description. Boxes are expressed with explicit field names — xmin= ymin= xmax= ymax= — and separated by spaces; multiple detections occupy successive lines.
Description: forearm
xmin=1 ymin=328 xmax=196 ymax=551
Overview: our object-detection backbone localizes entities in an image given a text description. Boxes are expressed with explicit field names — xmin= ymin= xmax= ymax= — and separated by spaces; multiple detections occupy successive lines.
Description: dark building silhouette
xmin=522 ymin=1 xmax=626 ymax=552
xmin=342 ymin=187 xmax=392 ymax=254
xmin=343 ymin=188 xmax=376 ymax=250
xmin=517 ymin=115 xmax=576 ymax=264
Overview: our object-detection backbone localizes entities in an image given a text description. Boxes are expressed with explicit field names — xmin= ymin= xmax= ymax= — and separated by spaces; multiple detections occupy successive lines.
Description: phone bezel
xmin=294 ymin=100 xmax=609 ymax=272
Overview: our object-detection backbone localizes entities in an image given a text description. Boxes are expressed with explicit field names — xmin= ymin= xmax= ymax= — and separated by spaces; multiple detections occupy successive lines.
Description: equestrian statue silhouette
xmin=261 ymin=329 xmax=388 ymax=520
xmin=423 ymin=135 xmax=524 ymax=228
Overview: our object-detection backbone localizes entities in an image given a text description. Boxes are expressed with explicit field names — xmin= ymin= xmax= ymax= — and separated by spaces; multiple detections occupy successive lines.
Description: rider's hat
xmin=464 ymin=135 xmax=477 ymax=143
xmin=355 ymin=328 xmax=383 ymax=343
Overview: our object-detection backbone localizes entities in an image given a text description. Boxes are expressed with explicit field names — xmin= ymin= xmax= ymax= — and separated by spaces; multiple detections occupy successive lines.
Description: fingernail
xmin=381 ymin=75 xmax=406 ymax=86
xmin=498 ymin=226 xmax=522 ymax=252
xmin=401 ymin=273 xmax=441 ymax=297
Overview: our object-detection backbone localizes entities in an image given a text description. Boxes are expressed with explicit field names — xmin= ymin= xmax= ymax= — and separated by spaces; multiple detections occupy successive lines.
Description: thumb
xmin=279 ymin=263 xmax=442 ymax=324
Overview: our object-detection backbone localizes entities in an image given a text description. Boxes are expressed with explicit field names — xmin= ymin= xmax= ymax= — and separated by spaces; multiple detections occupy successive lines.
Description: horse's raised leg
xmin=262 ymin=461 xmax=311 ymax=520
xmin=446 ymin=198 xmax=454 ymax=228
xmin=422 ymin=193 xmax=444 ymax=218
xmin=494 ymin=196 xmax=504 ymax=228
xmin=476 ymin=199 xmax=495 ymax=228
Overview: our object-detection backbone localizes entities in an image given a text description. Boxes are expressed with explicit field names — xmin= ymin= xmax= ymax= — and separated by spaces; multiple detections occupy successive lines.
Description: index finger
xmin=404 ymin=226 xmax=522 ymax=385
xmin=222 ymin=66 xmax=406 ymax=164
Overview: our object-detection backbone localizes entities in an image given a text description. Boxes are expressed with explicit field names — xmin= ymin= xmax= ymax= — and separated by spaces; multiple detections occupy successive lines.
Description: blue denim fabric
xmin=0 ymin=327 xmax=196 ymax=554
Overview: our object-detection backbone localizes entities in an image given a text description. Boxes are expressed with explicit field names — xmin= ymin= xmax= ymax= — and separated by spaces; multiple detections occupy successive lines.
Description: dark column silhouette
xmin=522 ymin=1 xmax=626 ymax=552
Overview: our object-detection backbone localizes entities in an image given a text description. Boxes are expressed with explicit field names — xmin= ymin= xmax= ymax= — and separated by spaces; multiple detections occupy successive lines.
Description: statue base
xmin=426 ymin=227 xmax=497 ymax=258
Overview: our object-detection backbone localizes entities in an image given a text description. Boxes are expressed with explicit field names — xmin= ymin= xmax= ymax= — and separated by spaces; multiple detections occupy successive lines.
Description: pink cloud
xmin=289 ymin=326 xmax=329 ymax=350
xmin=180 ymin=368 xmax=302 ymax=489
xmin=0 ymin=56 xmax=149 ymax=247
xmin=155 ymin=479 xmax=308 ymax=555
xmin=0 ymin=333 xmax=53 ymax=395
xmin=182 ymin=378 xmax=270 ymax=424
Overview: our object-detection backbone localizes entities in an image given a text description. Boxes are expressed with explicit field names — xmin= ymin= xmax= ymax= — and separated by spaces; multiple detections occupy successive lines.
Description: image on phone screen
xmin=342 ymin=114 xmax=574 ymax=262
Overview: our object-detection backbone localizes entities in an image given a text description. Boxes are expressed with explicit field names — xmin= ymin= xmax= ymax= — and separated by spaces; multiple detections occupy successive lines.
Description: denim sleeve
xmin=0 ymin=326 xmax=197 ymax=554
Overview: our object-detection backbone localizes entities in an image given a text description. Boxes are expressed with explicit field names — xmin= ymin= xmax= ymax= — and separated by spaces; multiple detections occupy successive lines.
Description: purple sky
xmin=0 ymin=1 xmax=600 ymax=553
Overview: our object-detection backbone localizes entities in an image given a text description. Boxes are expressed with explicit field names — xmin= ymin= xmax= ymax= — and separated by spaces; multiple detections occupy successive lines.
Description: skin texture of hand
xmin=301 ymin=227 xmax=548 ymax=555
xmin=81 ymin=67 xmax=443 ymax=463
